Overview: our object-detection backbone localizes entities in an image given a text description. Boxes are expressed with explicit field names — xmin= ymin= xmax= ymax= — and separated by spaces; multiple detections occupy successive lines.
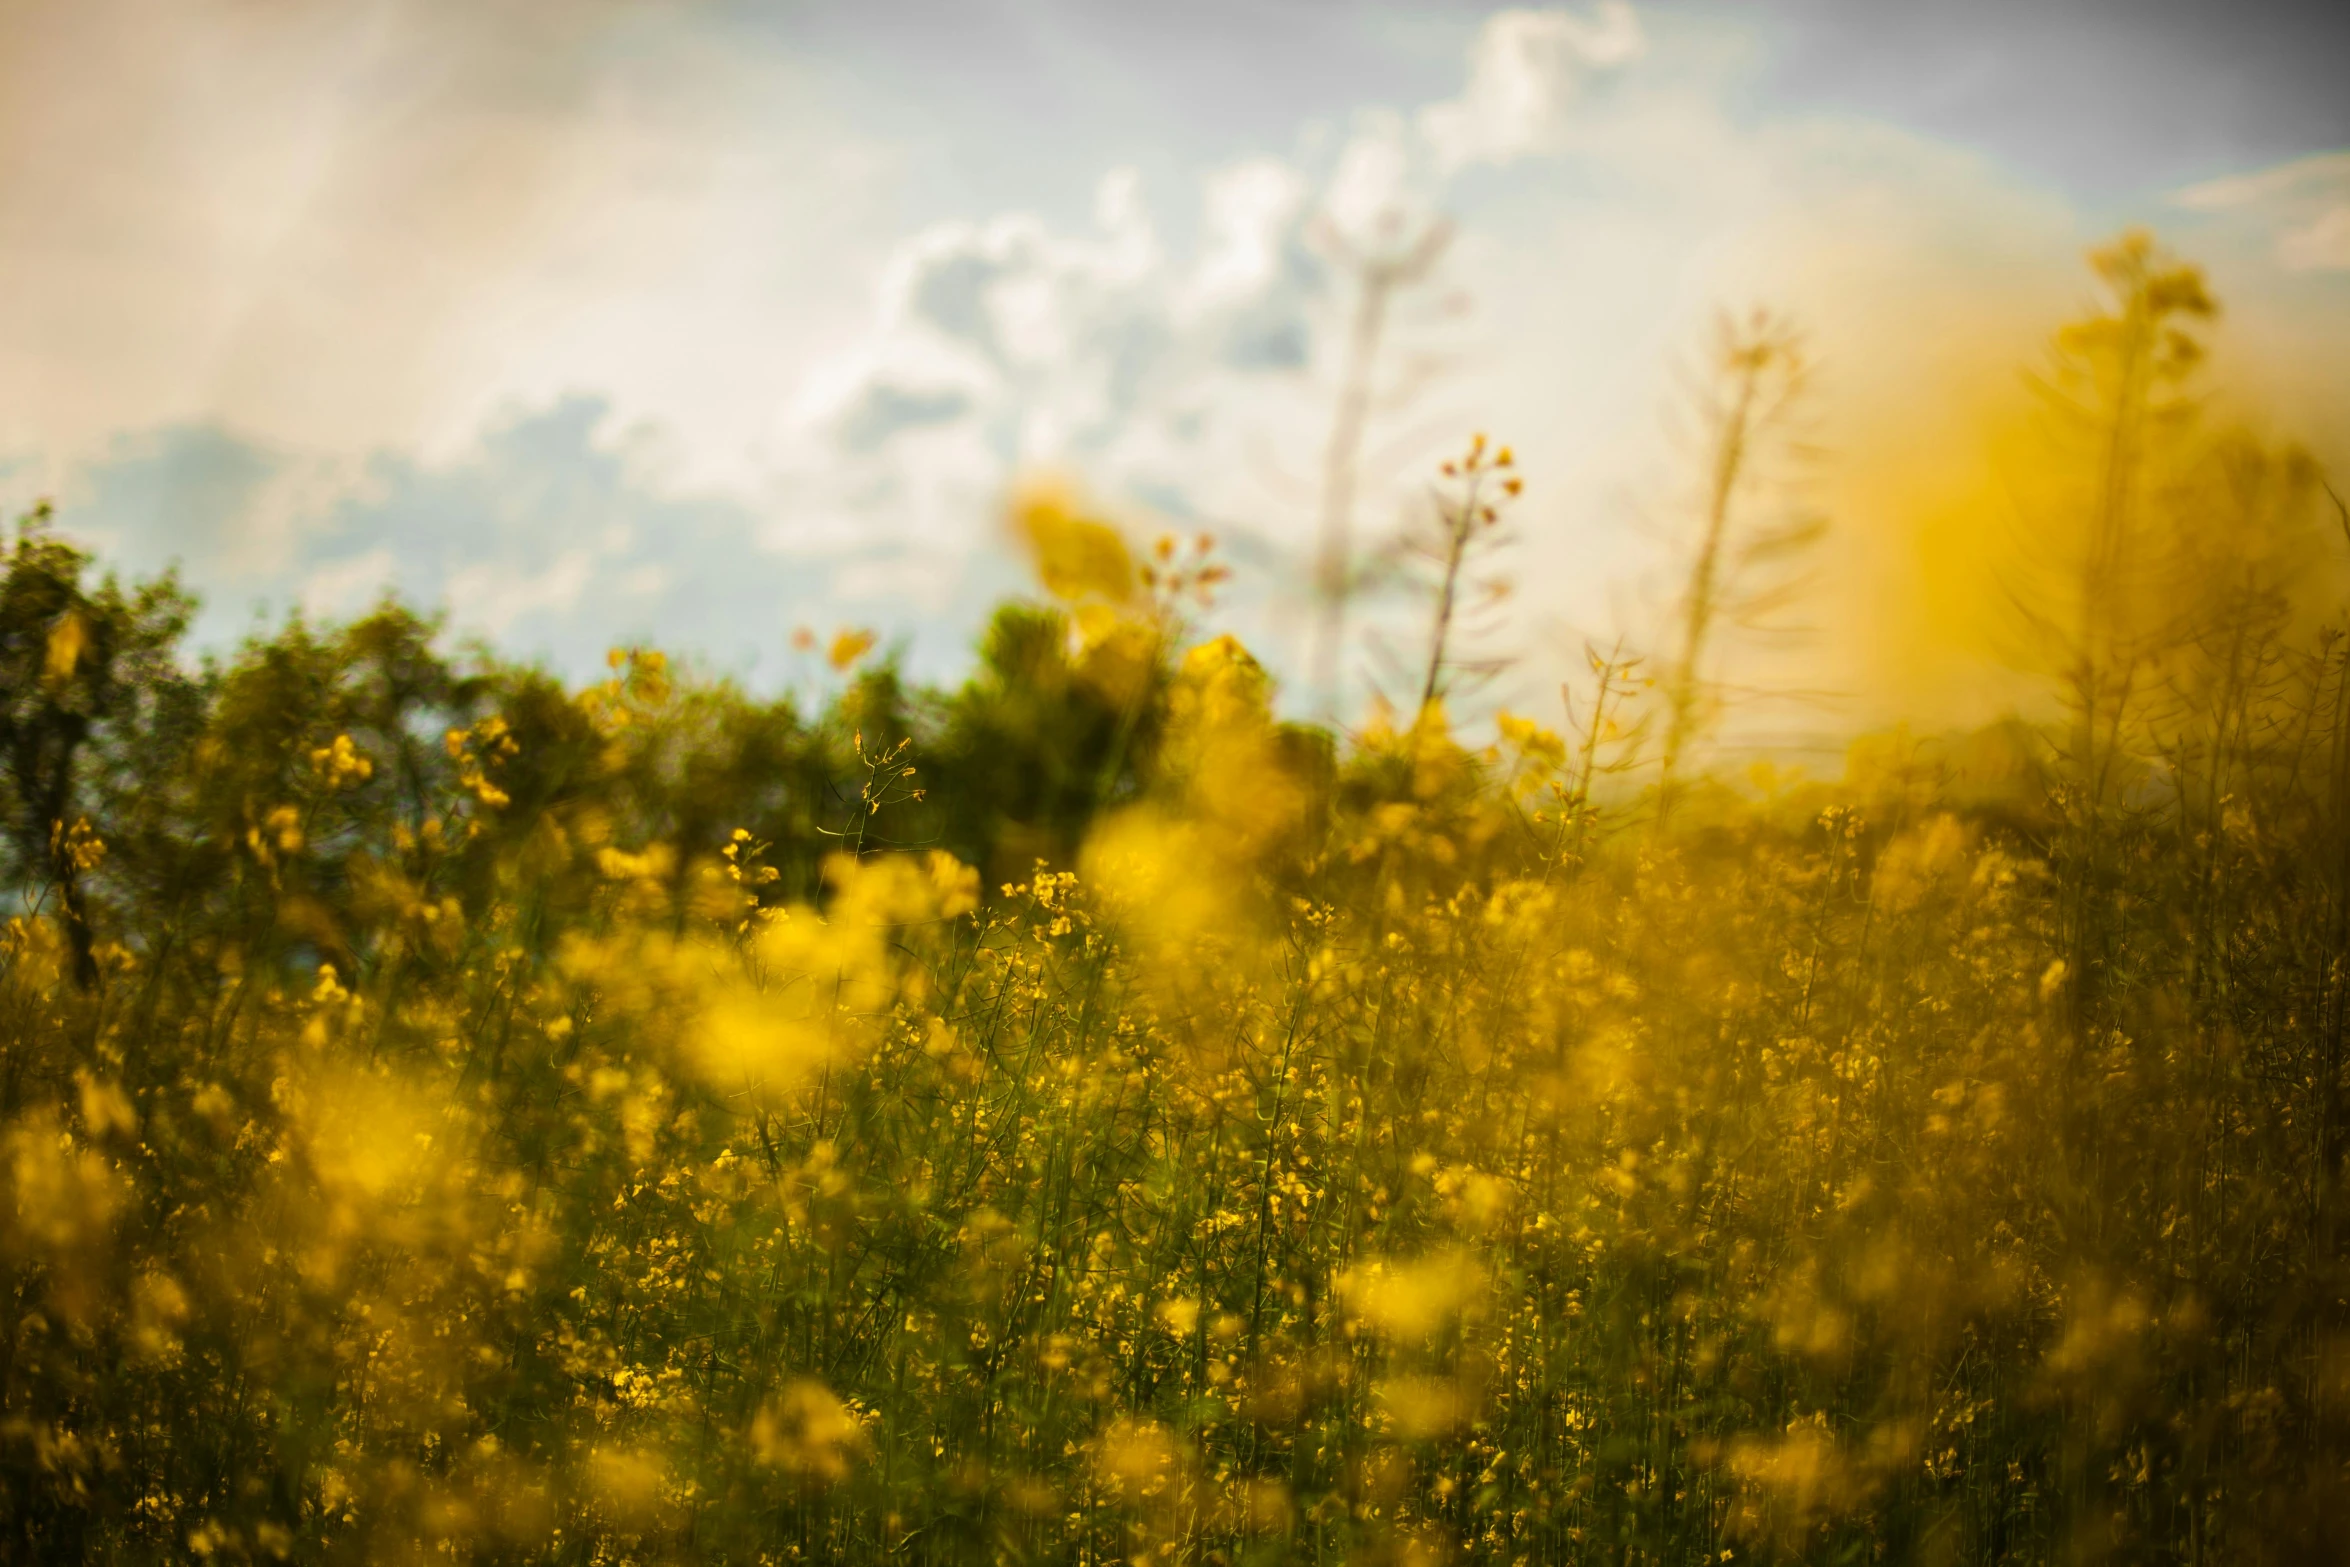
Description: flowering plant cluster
xmin=1 ymin=236 xmax=2345 ymax=1564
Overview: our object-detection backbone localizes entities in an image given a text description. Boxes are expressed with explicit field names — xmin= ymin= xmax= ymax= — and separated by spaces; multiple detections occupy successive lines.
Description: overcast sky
xmin=2 ymin=0 xmax=2345 ymax=726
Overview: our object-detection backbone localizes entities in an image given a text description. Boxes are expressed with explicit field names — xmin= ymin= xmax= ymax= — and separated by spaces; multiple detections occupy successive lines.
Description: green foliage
xmin=924 ymin=603 xmax=1169 ymax=883
xmin=0 ymin=504 xmax=194 ymax=988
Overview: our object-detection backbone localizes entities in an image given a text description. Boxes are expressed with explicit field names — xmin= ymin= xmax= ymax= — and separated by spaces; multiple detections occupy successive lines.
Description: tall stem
xmin=1417 ymin=481 xmax=1477 ymax=714
xmin=1308 ymin=219 xmax=1449 ymax=723
xmin=1313 ymin=274 xmax=1393 ymax=721
xmin=1660 ymin=356 xmax=1763 ymax=810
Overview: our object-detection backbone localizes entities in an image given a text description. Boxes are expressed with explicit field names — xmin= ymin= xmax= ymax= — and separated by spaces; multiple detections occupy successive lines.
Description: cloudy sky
xmin=4 ymin=0 xmax=2346 ymax=730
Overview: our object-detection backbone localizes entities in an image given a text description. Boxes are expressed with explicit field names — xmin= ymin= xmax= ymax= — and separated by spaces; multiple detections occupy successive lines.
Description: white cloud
xmin=0 ymin=0 xmax=894 ymax=487
xmin=1307 ymin=4 xmax=1648 ymax=272
xmin=767 ymin=5 xmax=1658 ymax=591
xmin=448 ymin=549 xmax=598 ymax=638
xmin=2172 ymin=151 xmax=2350 ymax=274
xmin=763 ymin=156 xmax=1329 ymax=577
xmin=1185 ymin=159 xmax=1309 ymax=313
xmin=298 ymin=547 xmax=397 ymax=622
xmin=1419 ymin=3 xmax=1645 ymax=172
xmin=2280 ymin=206 xmax=2350 ymax=273
xmin=2173 ymin=152 xmax=2350 ymax=211
xmin=1324 ymin=111 xmax=1424 ymax=237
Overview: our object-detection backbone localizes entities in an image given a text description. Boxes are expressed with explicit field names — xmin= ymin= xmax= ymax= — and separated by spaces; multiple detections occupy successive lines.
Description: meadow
xmin=1 ymin=232 xmax=2346 ymax=1564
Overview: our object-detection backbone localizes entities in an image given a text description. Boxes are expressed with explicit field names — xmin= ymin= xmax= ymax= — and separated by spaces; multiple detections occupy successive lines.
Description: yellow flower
xmin=828 ymin=628 xmax=877 ymax=670
xmin=1011 ymin=478 xmax=1138 ymax=605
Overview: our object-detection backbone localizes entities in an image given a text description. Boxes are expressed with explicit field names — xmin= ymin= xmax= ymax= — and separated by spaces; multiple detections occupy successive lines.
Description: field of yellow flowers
xmin=3 ymin=235 xmax=2347 ymax=1564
